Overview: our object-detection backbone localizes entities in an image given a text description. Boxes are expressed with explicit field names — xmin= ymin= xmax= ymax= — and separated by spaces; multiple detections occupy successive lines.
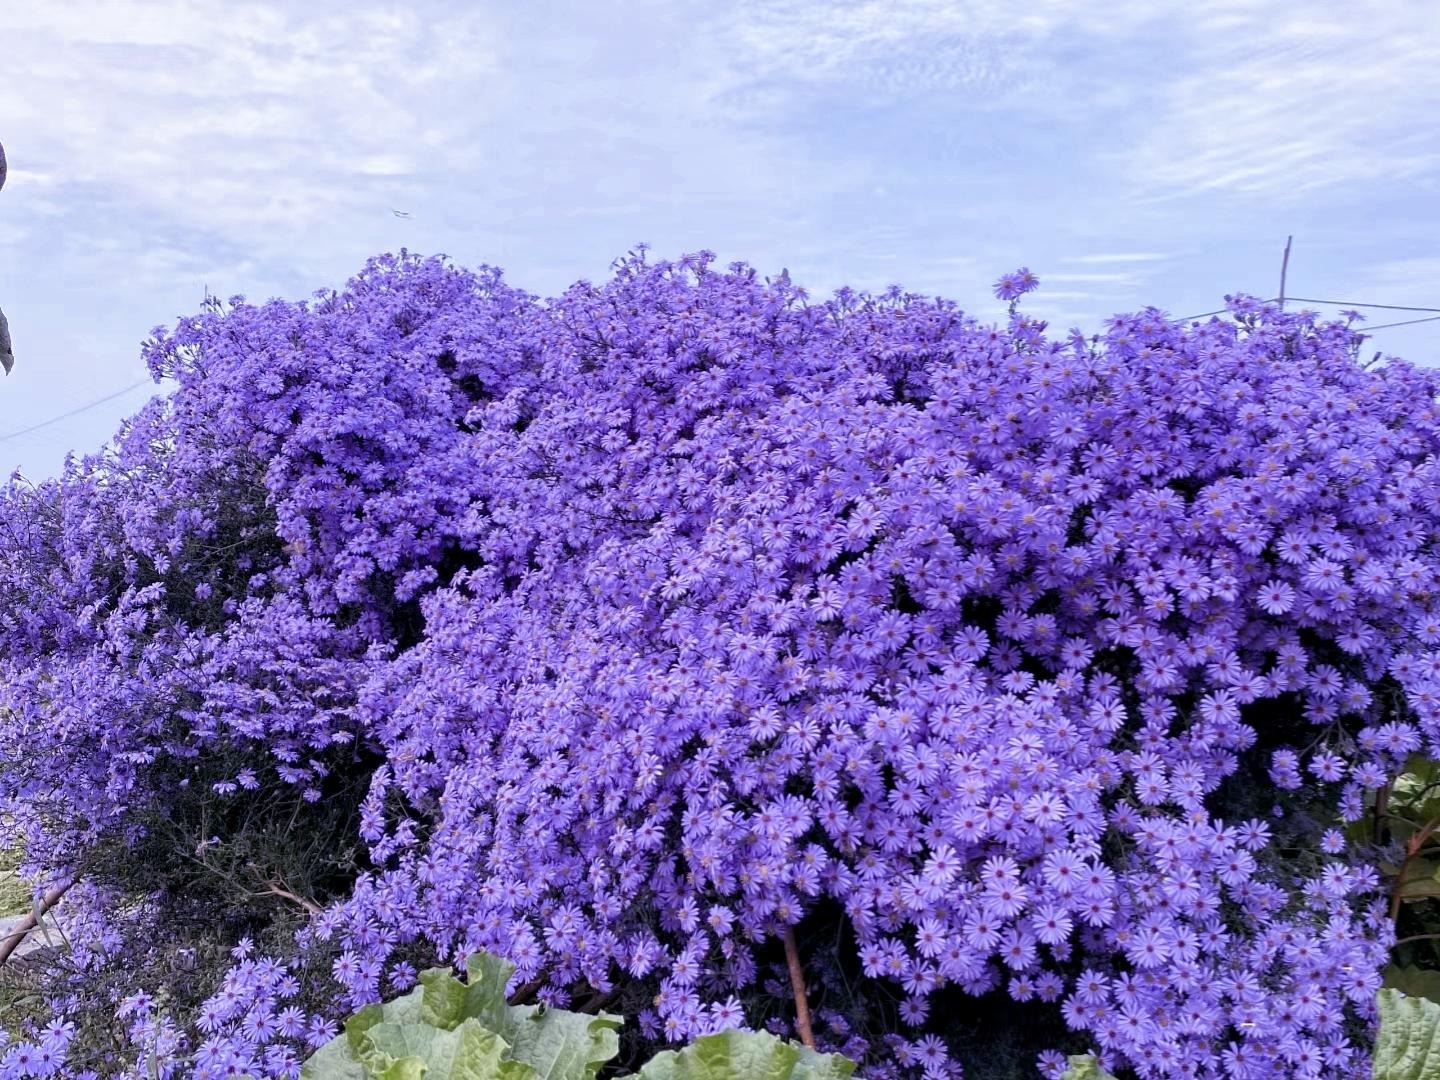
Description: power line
xmin=1277 ymin=297 xmax=1440 ymax=314
xmin=1179 ymin=298 xmax=1280 ymax=321
xmin=1179 ymin=297 xmax=1440 ymax=330
xmin=1355 ymin=313 xmax=1440 ymax=333
xmin=0 ymin=378 xmax=154 ymax=445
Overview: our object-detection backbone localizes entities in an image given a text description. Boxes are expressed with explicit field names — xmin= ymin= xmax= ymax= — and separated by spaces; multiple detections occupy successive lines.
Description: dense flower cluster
xmin=1 ymin=246 xmax=1438 ymax=1079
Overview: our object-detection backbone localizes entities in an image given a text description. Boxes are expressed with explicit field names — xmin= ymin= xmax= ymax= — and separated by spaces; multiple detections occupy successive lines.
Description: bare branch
xmin=0 ymin=879 xmax=72 ymax=967
xmin=782 ymin=926 xmax=816 ymax=1050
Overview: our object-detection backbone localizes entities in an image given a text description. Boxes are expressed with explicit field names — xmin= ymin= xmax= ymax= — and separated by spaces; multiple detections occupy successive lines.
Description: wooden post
xmin=1278 ymin=235 xmax=1292 ymax=311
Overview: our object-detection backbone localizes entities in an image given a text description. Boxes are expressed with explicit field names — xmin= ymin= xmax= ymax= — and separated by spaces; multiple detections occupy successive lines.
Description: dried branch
xmin=256 ymin=880 xmax=322 ymax=916
xmin=782 ymin=925 xmax=816 ymax=1050
xmin=1390 ymin=817 xmax=1440 ymax=923
xmin=0 ymin=879 xmax=72 ymax=967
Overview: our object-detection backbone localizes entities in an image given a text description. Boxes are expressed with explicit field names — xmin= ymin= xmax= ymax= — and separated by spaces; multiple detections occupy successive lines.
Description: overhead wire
xmin=0 ymin=377 xmax=154 ymax=445
xmin=1178 ymin=296 xmax=1440 ymax=330
xmin=1277 ymin=297 xmax=1440 ymax=314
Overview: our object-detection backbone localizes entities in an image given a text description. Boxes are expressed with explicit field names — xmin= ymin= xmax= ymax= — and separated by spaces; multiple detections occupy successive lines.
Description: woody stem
xmin=783 ymin=925 xmax=816 ymax=1050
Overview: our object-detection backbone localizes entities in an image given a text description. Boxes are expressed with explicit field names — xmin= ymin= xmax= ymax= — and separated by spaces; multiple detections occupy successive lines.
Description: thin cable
xmin=1178 ymin=298 xmax=1280 ymax=321
xmin=1277 ymin=297 xmax=1440 ymax=314
xmin=0 ymin=378 xmax=154 ymax=444
xmin=1355 ymin=314 xmax=1440 ymax=333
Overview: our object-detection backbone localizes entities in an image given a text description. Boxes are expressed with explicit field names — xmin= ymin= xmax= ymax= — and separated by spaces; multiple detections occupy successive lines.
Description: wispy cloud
xmin=1044 ymin=272 xmax=1143 ymax=284
xmin=1061 ymin=254 xmax=1173 ymax=265
xmin=717 ymin=1 xmax=1440 ymax=205
xmin=5 ymin=2 xmax=500 ymax=236
xmin=1115 ymin=1 xmax=1440 ymax=201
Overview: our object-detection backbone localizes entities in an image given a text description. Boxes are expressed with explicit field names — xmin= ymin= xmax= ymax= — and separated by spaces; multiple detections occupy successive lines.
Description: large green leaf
xmin=635 ymin=1030 xmax=855 ymax=1080
xmin=1374 ymin=988 xmax=1440 ymax=1080
xmin=1392 ymin=757 xmax=1440 ymax=821
xmin=301 ymin=1033 xmax=371 ymax=1080
xmin=464 ymin=952 xmax=523 ymax=1031
xmin=359 ymin=1019 xmax=538 ymax=1080
xmin=1385 ymin=966 xmax=1440 ymax=1006
xmin=303 ymin=1004 xmax=390 ymax=1080
xmin=302 ymin=952 xmax=623 ymax=1080
xmin=303 ymin=993 xmax=423 ymax=1078
xmin=1395 ymin=859 xmax=1440 ymax=901
xmin=505 ymin=1010 xmax=623 ymax=1080
xmin=374 ymin=1060 xmax=427 ymax=1080
xmin=1059 ymin=1056 xmax=1118 ymax=1080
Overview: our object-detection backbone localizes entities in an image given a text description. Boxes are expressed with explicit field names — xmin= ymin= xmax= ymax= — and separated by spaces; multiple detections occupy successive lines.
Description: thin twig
xmin=1390 ymin=817 xmax=1440 ymax=923
xmin=256 ymin=881 xmax=322 ymax=916
xmin=0 ymin=879 xmax=73 ymax=966
xmin=1374 ymin=781 xmax=1392 ymax=845
xmin=1393 ymin=933 xmax=1440 ymax=949
xmin=782 ymin=926 xmax=816 ymax=1050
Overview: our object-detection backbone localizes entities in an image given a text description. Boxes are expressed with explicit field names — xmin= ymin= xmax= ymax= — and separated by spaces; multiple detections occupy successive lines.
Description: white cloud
xmin=719 ymin=1 xmax=1440 ymax=204
xmin=1061 ymin=253 xmax=1172 ymax=265
xmin=1116 ymin=1 xmax=1440 ymax=201
xmin=2 ymin=1 xmax=501 ymax=253
xmin=1044 ymin=272 xmax=1142 ymax=284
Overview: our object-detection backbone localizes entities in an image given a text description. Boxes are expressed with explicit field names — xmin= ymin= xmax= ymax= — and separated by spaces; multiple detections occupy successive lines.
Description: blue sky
xmin=3 ymin=0 xmax=1438 ymax=479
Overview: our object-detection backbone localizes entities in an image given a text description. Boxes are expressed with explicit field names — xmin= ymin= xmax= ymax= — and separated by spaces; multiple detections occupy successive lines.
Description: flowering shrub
xmin=1 ymin=245 xmax=1439 ymax=1078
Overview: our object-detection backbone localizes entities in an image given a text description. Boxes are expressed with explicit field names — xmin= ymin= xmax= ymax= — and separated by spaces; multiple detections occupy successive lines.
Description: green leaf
xmin=350 ymin=1005 xmax=390 ymax=1053
xmin=420 ymin=966 xmax=475 ymax=1030
xmin=374 ymin=1060 xmax=427 ymax=1080
xmin=1396 ymin=860 xmax=1440 ymax=901
xmin=360 ymin=1019 xmax=539 ymax=1080
xmin=301 ymin=1005 xmax=386 ymax=1080
xmin=1384 ymin=966 xmax=1440 ymax=1007
xmin=462 ymin=952 xmax=523 ymax=1036
xmin=301 ymin=950 xmax=623 ymax=1080
xmin=1374 ymin=988 xmax=1440 ymax=1080
xmin=635 ymin=1030 xmax=855 ymax=1080
xmin=1392 ymin=757 xmax=1440 ymax=820
xmin=504 ymin=1010 xmax=622 ymax=1080
xmin=301 ymin=1036 xmax=371 ymax=1080
xmin=1059 ymin=1056 xmax=1118 ymax=1080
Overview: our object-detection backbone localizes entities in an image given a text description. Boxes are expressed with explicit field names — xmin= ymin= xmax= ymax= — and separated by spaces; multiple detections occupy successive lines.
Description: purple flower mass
xmin=0 ymin=246 xmax=1437 ymax=1078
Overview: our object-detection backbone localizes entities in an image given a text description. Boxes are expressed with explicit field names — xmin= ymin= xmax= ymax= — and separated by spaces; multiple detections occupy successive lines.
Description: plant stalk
xmin=783 ymin=925 xmax=816 ymax=1050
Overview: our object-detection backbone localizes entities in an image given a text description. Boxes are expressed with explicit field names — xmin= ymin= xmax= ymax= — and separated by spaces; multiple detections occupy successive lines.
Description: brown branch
xmin=0 ymin=879 xmax=72 ymax=967
xmin=1394 ymin=933 xmax=1440 ymax=949
xmin=579 ymin=987 xmax=620 ymax=1014
xmin=1374 ymin=780 xmax=1392 ymax=844
xmin=782 ymin=925 xmax=816 ymax=1050
xmin=1390 ymin=817 xmax=1440 ymax=923
xmin=256 ymin=881 xmax=322 ymax=916
xmin=508 ymin=978 xmax=545 ymax=1006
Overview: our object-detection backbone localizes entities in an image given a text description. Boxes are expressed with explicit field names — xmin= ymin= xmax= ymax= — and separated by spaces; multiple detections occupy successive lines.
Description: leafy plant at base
xmin=635 ymin=1029 xmax=854 ymax=1080
xmin=302 ymin=950 xmax=852 ymax=1080
xmin=1057 ymin=1057 xmax=1117 ymax=1080
xmin=1373 ymin=988 xmax=1440 ymax=1080
xmin=1347 ymin=753 xmax=1440 ymax=999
